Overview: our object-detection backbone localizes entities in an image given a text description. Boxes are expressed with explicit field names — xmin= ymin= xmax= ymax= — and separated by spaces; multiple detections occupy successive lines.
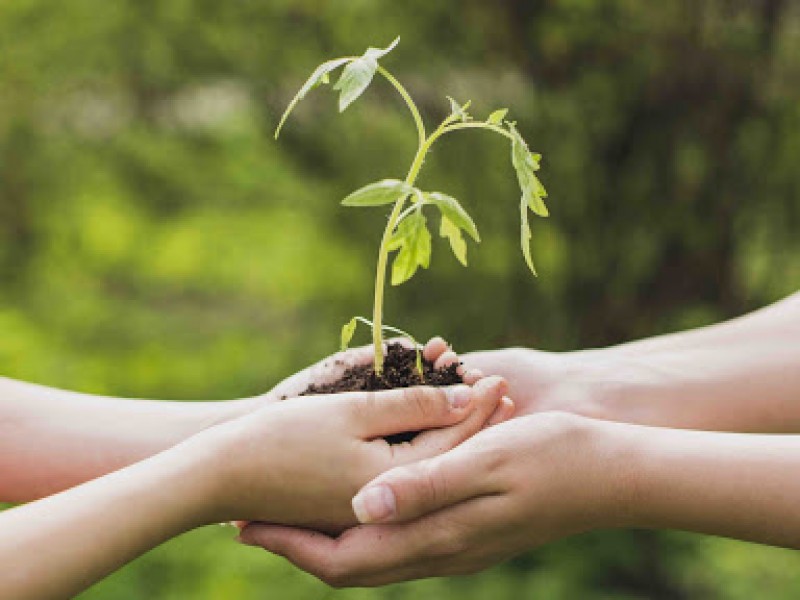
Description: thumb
xmin=351 ymin=443 xmax=495 ymax=524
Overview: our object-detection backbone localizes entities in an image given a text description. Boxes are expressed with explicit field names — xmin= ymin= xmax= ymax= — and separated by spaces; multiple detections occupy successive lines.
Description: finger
xmin=392 ymin=376 xmax=507 ymax=463
xmin=486 ymin=396 xmax=515 ymax=428
xmin=358 ymin=431 xmax=505 ymax=524
xmin=434 ymin=350 xmax=459 ymax=370
xmin=462 ymin=368 xmax=483 ymax=386
xmin=238 ymin=524 xmax=338 ymax=580
xmin=250 ymin=496 xmax=502 ymax=587
xmin=341 ymin=384 xmax=474 ymax=439
xmin=422 ymin=336 xmax=448 ymax=362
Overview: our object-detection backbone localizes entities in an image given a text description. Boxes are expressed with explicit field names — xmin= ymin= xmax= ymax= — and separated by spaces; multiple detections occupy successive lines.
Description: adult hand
xmin=202 ymin=376 xmax=510 ymax=533
xmin=238 ymin=412 xmax=626 ymax=585
xmin=460 ymin=348 xmax=616 ymax=420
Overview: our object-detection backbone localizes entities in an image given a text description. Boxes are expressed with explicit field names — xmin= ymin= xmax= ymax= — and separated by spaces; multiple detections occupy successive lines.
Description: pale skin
xmin=240 ymin=291 xmax=800 ymax=586
xmin=0 ymin=339 xmax=512 ymax=599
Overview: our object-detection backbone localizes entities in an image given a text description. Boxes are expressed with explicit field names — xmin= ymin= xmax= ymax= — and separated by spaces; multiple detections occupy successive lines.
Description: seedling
xmin=276 ymin=38 xmax=549 ymax=376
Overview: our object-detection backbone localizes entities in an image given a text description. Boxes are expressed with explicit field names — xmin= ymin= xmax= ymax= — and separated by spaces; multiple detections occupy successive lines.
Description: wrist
xmin=177 ymin=408 xmax=282 ymax=525
xmin=576 ymin=417 xmax=654 ymax=530
xmin=166 ymin=425 xmax=249 ymax=527
xmin=556 ymin=347 xmax=675 ymax=427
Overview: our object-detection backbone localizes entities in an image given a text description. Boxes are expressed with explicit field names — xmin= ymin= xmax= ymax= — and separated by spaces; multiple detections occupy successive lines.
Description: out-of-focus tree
xmin=1 ymin=1 xmax=798 ymax=598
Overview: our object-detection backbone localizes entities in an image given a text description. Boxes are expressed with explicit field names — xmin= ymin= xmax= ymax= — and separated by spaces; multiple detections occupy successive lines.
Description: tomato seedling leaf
xmin=341 ymin=317 xmax=358 ymax=351
xmin=425 ymin=191 xmax=480 ymax=242
xmin=440 ymin=215 xmax=468 ymax=266
xmin=487 ymin=108 xmax=508 ymax=125
xmin=509 ymin=122 xmax=549 ymax=217
xmin=275 ymin=57 xmax=351 ymax=138
xmin=342 ymin=179 xmax=415 ymax=206
xmin=390 ymin=211 xmax=432 ymax=286
xmin=334 ymin=38 xmax=400 ymax=112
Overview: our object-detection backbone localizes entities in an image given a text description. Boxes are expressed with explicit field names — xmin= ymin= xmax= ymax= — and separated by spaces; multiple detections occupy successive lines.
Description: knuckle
xmin=350 ymin=391 xmax=379 ymax=422
xmin=429 ymin=528 xmax=469 ymax=559
xmin=403 ymin=386 xmax=446 ymax=421
xmin=532 ymin=411 xmax=588 ymax=443
xmin=418 ymin=460 xmax=447 ymax=506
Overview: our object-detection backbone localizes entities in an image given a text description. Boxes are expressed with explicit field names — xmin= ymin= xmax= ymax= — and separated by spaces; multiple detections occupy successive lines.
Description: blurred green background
xmin=2 ymin=0 xmax=799 ymax=598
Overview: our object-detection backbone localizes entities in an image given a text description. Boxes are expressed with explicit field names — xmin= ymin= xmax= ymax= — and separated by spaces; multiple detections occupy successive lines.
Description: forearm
xmin=0 ymin=437 xmax=219 ymax=600
xmin=0 ymin=377 xmax=255 ymax=501
xmin=592 ymin=295 xmax=800 ymax=431
xmin=466 ymin=292 xmax=800 ymax=432
xmin=609 ymin=421 xmax=800 ymax=548
xmin=610 ymin=291 xmax=800 ymax=358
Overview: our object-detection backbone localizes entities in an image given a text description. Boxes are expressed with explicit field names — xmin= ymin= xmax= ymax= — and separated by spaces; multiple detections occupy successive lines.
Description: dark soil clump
xmin=301 ymin=342 xmax=464 ymax=443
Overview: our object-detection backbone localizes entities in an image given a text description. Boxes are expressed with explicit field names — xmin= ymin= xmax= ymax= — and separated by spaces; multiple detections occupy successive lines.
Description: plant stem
xmin=378 ymin=66 xmax=426 ymax=147
xmin=369 ymin=75 xmax=514 ymax=374
xmin=371 ymin=124 xmax=439 ymax=373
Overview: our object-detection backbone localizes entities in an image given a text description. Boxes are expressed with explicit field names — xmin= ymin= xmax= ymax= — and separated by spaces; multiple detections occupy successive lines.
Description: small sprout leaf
xmin=520 ymin=200 xmax=538 ymax=276
xmin=527 ymin=174 xmax=549 ymax=216
xmin=335 ymin=57 xmax=378 ymax=111
xmin=342 ymin=179 xmax=414 ymax=207
xmin=447 ymin=96 xmax=473 ymax=122
xmin=440 ymin=215 xmax=468 ymax=266
xmin=509 ymin=122 xmax=549 ymax=217
xmin=390 ymin=211 xmax=432 ymax=286
xmin=275 ymin=57 xmax=351 ymax=138
xmin=341 ymin=317 xmax=358 ymax=351
xmin=334 ymin=38 xmax=400 ymax=112
xmin=425 ymin=191 xmax=480 ymax=242
xmin=487 ymin=108 xmax=508 ymax=125
xmin=364 ymin=36 xmax=401 ymax=61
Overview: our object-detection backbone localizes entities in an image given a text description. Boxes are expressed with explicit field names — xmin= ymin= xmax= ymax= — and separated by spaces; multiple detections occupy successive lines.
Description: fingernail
xmin=352 ymin=485 xmax=396 ymax=524
xmin=446 ymin=385 xmax=472 ymax=409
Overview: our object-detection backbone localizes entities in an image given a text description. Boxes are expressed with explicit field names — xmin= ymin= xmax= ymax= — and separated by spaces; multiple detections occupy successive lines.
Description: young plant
xmin=275 ymin=38 xmax=549 ymax=376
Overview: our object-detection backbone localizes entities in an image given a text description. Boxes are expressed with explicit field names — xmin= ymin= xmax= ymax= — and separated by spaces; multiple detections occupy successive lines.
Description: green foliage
xmin=388 ymin=210 xmax=432 ymax=286
xmin=276 ymin=40 xmax=549 ymax=371
xmin=334 ymin=37 xmax=400 ymax=111
xmin=273 ymin=58 xmax=351 ymax=139
xmin=341 ymin=179 xmax=413 ymax=206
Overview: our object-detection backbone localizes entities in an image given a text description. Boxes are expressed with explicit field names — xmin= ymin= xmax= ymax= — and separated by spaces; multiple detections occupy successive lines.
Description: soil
xmin=301 ymin=342 xmax=464 ymax=443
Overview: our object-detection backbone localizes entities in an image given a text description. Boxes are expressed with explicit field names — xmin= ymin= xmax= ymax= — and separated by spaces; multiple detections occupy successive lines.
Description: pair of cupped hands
xmin=189 ymin=336 xmax=607 ymax=588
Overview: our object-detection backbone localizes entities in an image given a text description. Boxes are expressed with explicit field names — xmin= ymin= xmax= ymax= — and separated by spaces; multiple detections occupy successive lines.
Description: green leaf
xmin=334 ymin=38 xmax=400 ymax=112
xmin=364 ymin=36 xmax=400 ymax=61
xmin=389 ymin=211 xmax=432 ymax=286
xmin=342 ymin=179 xmax=414 ymax=207
xmin=447 ymin=96 xmax=472 ymax=122
xmin=487 ymin=108 xmax=508 ymax=125
xmin=340 ymin=317 xmax=358 ymax=351
xmin=520 ymin=200 xmax=537 ymax=276
xmin=509 ymin=122 xmax=549 ymax=217
xmin=424 ymin=191 xmax=480 ymax=242
xmin=274 ymin=57 xmax=351 ymax=138
xmin=440 ymin=215 xmax=468 ymax=266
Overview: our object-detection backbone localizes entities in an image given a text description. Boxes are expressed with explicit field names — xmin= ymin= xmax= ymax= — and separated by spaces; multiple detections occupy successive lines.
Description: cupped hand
xmin=263 ymin=337 xmax=486 ymax=403
xmin=460 ymin=348 xmax=619 ymax=420
xmin=238 ymin=412 xmax=627 ymax=586
xmin=202 ymin=375 xmax=510 ymax=533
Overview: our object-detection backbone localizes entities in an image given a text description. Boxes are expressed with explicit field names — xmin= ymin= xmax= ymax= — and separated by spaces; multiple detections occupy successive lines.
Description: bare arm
xmin=0 ymin=338 xmax=418 ymax=502
xmin=0 ymin=377 xmax=253 ymax=502
xmin=462 ymin=291 xmax=800 ymax=432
